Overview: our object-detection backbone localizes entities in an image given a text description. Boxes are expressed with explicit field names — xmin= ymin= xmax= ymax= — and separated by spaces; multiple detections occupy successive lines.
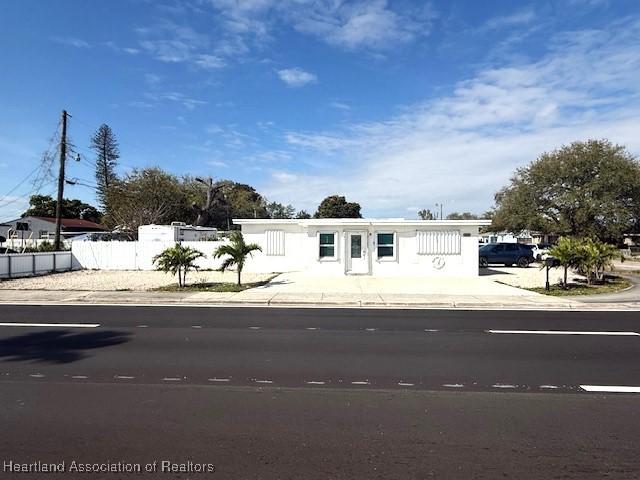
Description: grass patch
xmin=152 ymin=275 xmax=276 ymax=293
xmin=528 ymin=276 xmax=632 ymax=296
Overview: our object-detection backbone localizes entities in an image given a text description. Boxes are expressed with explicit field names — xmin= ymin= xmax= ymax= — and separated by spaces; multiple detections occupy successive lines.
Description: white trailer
xmin=138 ymin=223 xmax=218 ymax=242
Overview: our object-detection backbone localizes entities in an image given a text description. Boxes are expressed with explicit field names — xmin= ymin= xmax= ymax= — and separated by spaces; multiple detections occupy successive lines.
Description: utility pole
xmin=435 ymin=202 xmax=444 ymax=220
xmin=54 ymin=110 xmax=68 ymax=251
xmin=195 ymin=176 xmax=214 ymax=226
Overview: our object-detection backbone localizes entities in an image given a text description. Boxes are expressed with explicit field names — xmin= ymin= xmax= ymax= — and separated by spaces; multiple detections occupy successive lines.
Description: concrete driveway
xmin=256 ymin=271 xmax=537 ymax=297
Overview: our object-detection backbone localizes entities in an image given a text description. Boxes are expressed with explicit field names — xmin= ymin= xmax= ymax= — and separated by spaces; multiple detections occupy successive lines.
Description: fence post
xmin=53 ymin=253 xmax=56 ymax=272
xmin=7 ymin=255 xmax=11 ymax=279
xmin=32 ymin=254 xmax=36 ymax=275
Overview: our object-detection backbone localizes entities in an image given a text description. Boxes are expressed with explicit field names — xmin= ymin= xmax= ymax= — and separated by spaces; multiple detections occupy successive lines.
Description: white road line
xmin=0 ymin=322 xmax=99 ymax=328
xmin=249 ymin=326 xmax=261 ymax=330
xmin=424 ymin=329 xmax=439 ymax=332
xmin=72 ymin=375 xmax=88 ymax=379
xmin=539 ymin=385 xmax=559 ymax=389
xmin=442 ymin=383 xmax=464 ymax=388
xmin=351 ymin=381 xmax=370 ymax=385
xmin=255 ymin=380 xmax=273 ymax=384
xmin=137 ymin=325 xmax=148 ymax=328
xmin=191 ymin=325 xmax=202 ymax=329
xmin=365 ymin=328 xmax=377 ymax=331
xmin=29 ymin=374 xmax=45 ymax=378
xmin=163 ymin=377 xmax=182 ymax=382
xmin=398 ymin=382 xmax=415 ymax=387
xmin=114 ymin=375 xmax=135 ymax=380
xmin=492 ymin=384 xmax=516 ymax=389
xmin=305 ymin=381 xmax=326 ymax=385
xmin=208 ymin=378 xmax=230 ymax=382
xmin=580 ymin=385 xmax=640 ymax=393
xmin=305 ymin=327 xmax=318 ymax=330
xmin=487 ymin=329 xmax=640 ymax=336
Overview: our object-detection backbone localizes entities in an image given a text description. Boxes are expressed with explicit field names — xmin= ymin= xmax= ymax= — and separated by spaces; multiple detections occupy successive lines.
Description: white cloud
xmin=206 ymin=0 xmax=435 ymax=53
xmin=51 ymin=36 xmax=90 ymax=48
xmin=277 ymin=68 xmax=317 ymax=87
xmin=195 ymin=54 xmax=226 ymax=69
xmin=272 ymin=171 xmax=298 ymax=183
xmin=483 ymin=8 xmax=537 ymax=31
xmin=207 ymin=160 xmax=229 ymax=168
xmin=329 ymin=101 xmax=351 ymax=111
xmin=291 ymin=0 xmax=436 ymax=50
xmin=261 ymin=18 xmax=640 ymax=216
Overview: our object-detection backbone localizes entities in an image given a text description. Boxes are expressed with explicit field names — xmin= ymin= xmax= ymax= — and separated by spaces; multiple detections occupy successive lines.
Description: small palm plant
xmin=576 ymin=238 xmax=621 ymax=285
xmin=153 ymin=243 xmax=205 ymax=288
xmin=548 ymin=237 xmax=582 ymax=288
xmin=213 ymin=231 xmax=262 ymax=286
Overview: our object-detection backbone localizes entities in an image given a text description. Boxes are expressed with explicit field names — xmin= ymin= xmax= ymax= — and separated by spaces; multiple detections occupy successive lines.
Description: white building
xmin=479 ymin=231 xmax=534 ymax=244
xmin=138 ymin=223 xmax=218 ymax=242
xmin=235 ymin=218 xmax=491 ymax=277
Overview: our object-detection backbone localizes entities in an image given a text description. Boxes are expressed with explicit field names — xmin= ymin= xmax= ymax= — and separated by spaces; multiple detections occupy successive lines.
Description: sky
xmin=1 ymin=0 xmax=639 ymax=221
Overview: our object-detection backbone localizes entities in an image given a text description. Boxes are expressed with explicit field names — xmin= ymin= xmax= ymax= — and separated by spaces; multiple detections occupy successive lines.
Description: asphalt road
xmin=1 ymin=306 xmax=640 ymax=479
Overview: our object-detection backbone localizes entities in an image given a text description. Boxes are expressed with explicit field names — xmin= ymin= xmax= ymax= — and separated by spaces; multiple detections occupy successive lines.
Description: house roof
xmin=234 ymin=218 xmax=492 ymax=227
xmin=30 ymin=216 xmax=107 ymax=230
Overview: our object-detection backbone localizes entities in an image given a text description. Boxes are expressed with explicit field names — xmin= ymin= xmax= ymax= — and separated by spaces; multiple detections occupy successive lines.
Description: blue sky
xmin=1 ymin=0 xmax=639 ymax=221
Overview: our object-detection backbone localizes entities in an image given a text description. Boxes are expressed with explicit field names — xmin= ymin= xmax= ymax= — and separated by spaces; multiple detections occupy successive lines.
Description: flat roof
xmin=233 ymin=218 xmax=492 ymax=226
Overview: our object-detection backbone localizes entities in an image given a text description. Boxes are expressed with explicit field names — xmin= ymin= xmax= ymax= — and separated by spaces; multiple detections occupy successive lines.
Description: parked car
xmin=479 ymin=243 xmax=535 ymax=268
xmin=527 ymin=244 xmax=550 ymax=261
xmin=0 ymin=247 xmax=17 ymax=254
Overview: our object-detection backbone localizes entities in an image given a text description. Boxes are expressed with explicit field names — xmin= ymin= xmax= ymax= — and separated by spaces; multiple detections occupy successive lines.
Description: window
xmin=319 ymin=233 xmax=336 ymax=259
xmin=417 ymin=230 xmax=461 ymax=255
xmin=39 ymin=230 xmax=50 ymax=240
xmin=505 ymin=244 xmax=519 ymax=251
xmin=377 ymin=233 xmax=395 ymax=258
xmin=350 ymin=234 xmax=362 ymax=258
xmin=265 ymin=230 xmax=285 ymax=256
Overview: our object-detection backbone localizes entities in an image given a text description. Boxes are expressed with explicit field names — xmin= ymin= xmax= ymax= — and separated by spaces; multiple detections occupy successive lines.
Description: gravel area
xmin=481 ymin=263 xmax=586 ymax=289
xmin=0 ymin=270 xmax=274 ymax=291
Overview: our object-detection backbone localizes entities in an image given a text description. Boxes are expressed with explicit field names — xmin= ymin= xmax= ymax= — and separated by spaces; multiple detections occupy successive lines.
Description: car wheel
xmin=479 ymin=257 xmax=488 ymax=268
xmin=536 ymin=253 xmax=542 ymax=261
xmin=517 ymin=257 xmax=529 ymax=268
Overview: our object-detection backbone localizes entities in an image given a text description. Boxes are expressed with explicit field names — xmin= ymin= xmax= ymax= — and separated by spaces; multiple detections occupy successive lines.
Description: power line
xmin=0 ymin=164 xmax=42 ymax=204
xmin=0 ymin=119 xmax=62 ymax=207
xmin=0 ymin=179 xmax=57 ymax=210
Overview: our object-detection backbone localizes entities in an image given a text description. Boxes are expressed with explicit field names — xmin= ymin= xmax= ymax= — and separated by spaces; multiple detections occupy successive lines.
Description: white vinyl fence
xmin=71 ymin=241 xmax=228 ymax=271
xmin=0 ymin=252 xmax=74 ymax=279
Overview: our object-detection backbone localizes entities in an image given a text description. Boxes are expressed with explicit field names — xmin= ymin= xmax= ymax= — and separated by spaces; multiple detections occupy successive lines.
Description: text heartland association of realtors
xmin=3 ymin=460 xmax=216 ymax=474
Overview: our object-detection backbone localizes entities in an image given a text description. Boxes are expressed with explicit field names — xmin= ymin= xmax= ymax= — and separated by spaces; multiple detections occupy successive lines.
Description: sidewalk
xmin=0 ymin=288 xmax=637 ymax=310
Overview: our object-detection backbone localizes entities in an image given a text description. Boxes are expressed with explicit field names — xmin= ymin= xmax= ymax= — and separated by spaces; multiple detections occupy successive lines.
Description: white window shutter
xmin=265 ymin=230 xmax=285 ymax=256
xmin=417 ymin=230 xmax=461 ymax=255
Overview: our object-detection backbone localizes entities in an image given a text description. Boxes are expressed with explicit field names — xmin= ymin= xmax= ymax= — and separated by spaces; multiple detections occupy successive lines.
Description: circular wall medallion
xmin=432 ymin=256 xmax=445 ymax=270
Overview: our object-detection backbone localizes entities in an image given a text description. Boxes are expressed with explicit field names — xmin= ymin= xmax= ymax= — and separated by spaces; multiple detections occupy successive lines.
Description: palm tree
xmin=153 ymin=244 xmax=204 ymax=288
xmin=548 ymin=237 xmax=581 ymax=288
xmin=576 ymin=238 xmax=621 ymax=284
xmin=213 ymin=231 xmax=262 ymax=286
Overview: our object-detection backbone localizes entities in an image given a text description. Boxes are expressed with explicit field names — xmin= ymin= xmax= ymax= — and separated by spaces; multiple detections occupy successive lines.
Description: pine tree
xmin=91 ymin=124 xmax=119 ymax=211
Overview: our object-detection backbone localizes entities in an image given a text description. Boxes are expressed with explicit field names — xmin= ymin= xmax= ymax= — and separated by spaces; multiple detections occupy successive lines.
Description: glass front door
xmin=347 ymin=231 xmax=369 ymax=274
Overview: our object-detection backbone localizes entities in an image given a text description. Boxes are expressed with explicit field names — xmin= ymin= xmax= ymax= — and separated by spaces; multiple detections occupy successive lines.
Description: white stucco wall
xmin=239 ymin=220 xmax=484 ymax=277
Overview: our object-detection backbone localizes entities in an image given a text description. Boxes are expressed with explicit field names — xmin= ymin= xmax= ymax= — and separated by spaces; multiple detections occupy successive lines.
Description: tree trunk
xmin=563 ymin=266 xmax=568 ymax=289
xmin=237 ymin=267 xmax=241 ymax=287
xmin=178 ymin=267 xmax=183 ymax=287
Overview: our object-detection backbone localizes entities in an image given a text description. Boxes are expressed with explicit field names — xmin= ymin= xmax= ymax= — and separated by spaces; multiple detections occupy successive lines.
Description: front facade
xmin=235 ymin=218 xmax=491 ymax=277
